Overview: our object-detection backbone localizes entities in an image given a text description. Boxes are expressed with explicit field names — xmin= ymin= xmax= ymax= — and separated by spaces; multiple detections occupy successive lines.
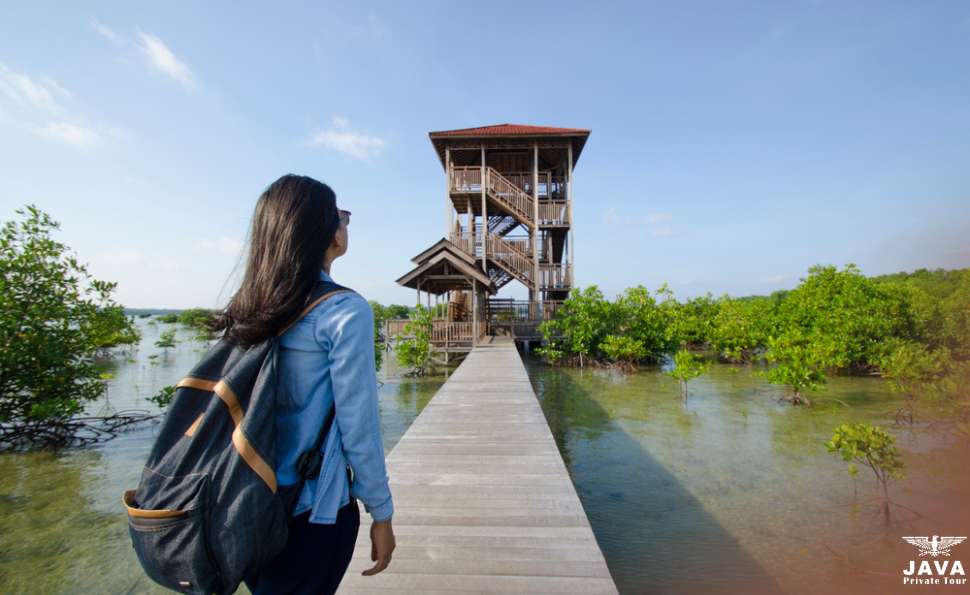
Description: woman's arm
xmin=315 ymin=293 xmax=394 ymax=522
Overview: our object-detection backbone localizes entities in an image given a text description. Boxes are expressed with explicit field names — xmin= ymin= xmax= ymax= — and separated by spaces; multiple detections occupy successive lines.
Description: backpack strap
xmin=276 ymin=280 xmax=352 ymax=337
xmin=276 ymin=279 xmax=358 ymax=496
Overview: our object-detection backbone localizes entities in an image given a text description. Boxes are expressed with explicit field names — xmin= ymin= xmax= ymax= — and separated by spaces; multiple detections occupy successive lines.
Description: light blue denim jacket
xmin=275 ymin=269 xmax=394 ymax=524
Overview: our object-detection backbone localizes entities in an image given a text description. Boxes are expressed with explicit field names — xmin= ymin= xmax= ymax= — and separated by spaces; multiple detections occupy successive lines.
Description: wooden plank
xmin=351 ymin=543 xmax=607 ymax=562
xmin=339 ymin=572 xmax=617 ymax=594
xmin=345 ymin=557 xmax=614 ymax=579
xmin=337 ymin=341 xmax=617 ymax=594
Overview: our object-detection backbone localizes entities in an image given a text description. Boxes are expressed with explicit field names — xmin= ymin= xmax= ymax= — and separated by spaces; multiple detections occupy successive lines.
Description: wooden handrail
xmin=502 ymin=172 xmax=550 ymax=198
xmin=387 ymin=319 xmax=485 ymax=344
xmin=452 ymin=167 xmax=567 ymax=229
xmin=501 ymin=234 xmax=531 ymax=256
xmin=486 ymin=299 xmax=565 ymax=322
xmin=538 ymin=201 xmax=568 ymax=226
xmin=450 ymin=166 xmax=482 ymax=193
xmin=448 ymin=230 xmax=477 ymax=258
xmin=488 ymin=172 xmax=565 ymax=199
xmin=485 ymin=167 xmax=534 ymax=226
xmin=538 ymin=263 xmax=572 ymax=288
xmin=487 ymin=233 xmax=533 ymax=284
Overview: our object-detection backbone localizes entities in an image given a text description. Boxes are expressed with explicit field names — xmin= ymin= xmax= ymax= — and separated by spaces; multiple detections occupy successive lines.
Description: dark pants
xmin=245 ymin=481 xmax=360 ymax=595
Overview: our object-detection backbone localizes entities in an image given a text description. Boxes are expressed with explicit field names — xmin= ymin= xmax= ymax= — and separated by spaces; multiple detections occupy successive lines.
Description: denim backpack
xmin=123 ymin=279 xmax=351 ymax=594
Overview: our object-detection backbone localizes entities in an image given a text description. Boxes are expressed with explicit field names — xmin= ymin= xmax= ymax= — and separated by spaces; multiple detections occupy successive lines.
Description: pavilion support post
xmin=445 ymin=147 xmax=452 ymax=238
xmin=567 ymin=143 xmax=574 ymax=282
xmin=468 ymin=197 xmax=474 ymax=255
xmin=472 ymin=278 xmax=478 ymax=346
xmin=532 ymin=142 xmax=540 ymax=320
xmin=480 ymin=145 xmax=487 ymax=271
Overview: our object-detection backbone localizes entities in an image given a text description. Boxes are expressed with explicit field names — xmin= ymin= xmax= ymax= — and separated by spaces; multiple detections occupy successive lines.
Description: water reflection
xmin=4 ymin=320 xmax=968 ymax=595
xmin=527 ymin=359 xmax=779 ymax=594
xmin=0 ymin=318 xmax=447 ymax=594
xmin=524 ymin=355 xmax=970 ymax=594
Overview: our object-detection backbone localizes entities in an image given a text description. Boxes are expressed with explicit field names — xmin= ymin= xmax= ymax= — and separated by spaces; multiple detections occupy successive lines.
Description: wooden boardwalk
xmin=338 ymin=338 xmax=618 ymax=594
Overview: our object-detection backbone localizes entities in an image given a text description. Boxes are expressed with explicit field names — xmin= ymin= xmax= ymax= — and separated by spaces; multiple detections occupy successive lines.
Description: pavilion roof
xmin=428 ymin=123 xmax=590 ymax=169
xmin=396 ymin=239 xmax=496 ymax=295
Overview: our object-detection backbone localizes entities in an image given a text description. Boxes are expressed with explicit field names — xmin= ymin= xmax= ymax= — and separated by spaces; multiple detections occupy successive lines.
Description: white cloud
xmin=0 ymin=63 xmax=62 ymax=113
xmin=0 ymin=63 xmax=112 ymax=148
xmin=39 ymin=76 xmax=72 ymax=99
xmin=217 ymin=237 xmax=243 ymax=256
xmin=650 ymin=226 xmax=674 ymax=237
xmin=92 ymin=19 xmax=125 ymax=45
xmin=36 ymin=121 xmax=100 ymax=146
xmin=136 ymin=30 xmax=195 ymax=90
xmin=644 ymin=212 xmax=671 ymax=225
xmin=196 ymin=236 xmax=244 ymax=256
xmin=307 ymin=117 xmax=385 ymax=160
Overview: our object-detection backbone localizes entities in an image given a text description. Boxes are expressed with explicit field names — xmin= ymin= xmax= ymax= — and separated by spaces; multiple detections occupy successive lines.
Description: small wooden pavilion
xmin=390 ymin=123 xmax=590 ymax=351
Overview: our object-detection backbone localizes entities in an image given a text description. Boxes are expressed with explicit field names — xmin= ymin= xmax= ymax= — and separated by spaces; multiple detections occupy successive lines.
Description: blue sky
xmin=1 ymin=1 xmax=968 ymax=308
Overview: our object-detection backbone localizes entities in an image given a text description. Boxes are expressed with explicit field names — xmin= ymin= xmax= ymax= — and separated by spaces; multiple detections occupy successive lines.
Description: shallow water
xmin=524 ymin=357 xmax=970 ymax=594
xmin=3 ymin=322 xmax=968 ymax=594
xmin=0 ymin=318 xmax=444 ymax=594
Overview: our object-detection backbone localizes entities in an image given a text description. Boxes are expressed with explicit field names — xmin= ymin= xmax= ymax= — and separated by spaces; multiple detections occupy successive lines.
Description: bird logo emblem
xmin=902 ymin=536 xmax=967 ymax=558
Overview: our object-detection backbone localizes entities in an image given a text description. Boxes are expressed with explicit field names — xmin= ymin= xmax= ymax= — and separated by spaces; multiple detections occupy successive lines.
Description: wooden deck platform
xmin=338 ymin=338 xmax=618 ymax=594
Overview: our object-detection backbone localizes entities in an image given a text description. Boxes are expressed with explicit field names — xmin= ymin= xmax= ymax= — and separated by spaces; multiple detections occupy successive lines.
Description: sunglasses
xmin=338 ymin=209 xmax=351 ymax=226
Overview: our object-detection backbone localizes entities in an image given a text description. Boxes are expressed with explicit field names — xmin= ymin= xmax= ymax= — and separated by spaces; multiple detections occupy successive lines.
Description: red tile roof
xmin=429 ymin=123 xmax=590 ymax=138
xmin=428 ymin=123 xmax=591 ymax=169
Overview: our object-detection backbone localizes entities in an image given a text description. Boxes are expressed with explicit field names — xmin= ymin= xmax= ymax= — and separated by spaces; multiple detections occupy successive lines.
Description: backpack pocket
xmin=124 ymin=473 xmax=221 ymax=594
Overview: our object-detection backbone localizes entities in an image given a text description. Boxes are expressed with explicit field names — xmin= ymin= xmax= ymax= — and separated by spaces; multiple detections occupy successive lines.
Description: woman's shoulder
xmin=282 ymin=289 xmax=367 ymax=342
xmin=310 ymin=289 xmax=372 ymax=333
xmin=315 ymin=288 xmax=368 ymax=316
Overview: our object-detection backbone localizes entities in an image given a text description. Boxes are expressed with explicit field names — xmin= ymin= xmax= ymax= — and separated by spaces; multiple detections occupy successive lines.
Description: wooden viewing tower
xmin=391 ymin=123 xmax=590 ymax=352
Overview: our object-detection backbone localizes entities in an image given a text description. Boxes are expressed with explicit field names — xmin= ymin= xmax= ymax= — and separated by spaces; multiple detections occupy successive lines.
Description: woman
xmin=212 ymin=174 xmax=396 ymax=594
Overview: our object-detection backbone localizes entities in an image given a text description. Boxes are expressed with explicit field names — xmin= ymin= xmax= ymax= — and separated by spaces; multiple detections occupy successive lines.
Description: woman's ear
xmin=329 ymin=225 xmax=347 ymax=253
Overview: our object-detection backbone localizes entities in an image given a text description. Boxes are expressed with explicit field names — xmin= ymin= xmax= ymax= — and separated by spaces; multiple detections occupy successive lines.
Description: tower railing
xmin=449 ymin=166 xmax=482 ymax=193
xmin=486 ymin=233 xmax=533 ymax=285
xmin=449 ymin=166 xmax=535 ymax=227
xmin=539 ymin=263 xmax=572 ymax=289
xmin=538 ymin=201 xmax=568 ymax=226
xmin=484 ymin=167 xmax=534 ymax=226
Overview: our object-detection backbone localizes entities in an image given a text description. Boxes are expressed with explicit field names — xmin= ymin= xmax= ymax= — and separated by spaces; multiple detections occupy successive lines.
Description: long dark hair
xmin=211 ymin=174 xmax=340 ymax=346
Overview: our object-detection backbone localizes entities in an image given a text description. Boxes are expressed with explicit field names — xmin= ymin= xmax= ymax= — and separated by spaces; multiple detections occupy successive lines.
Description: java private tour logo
xmin=901 ymin=535 xmax=967 ymax=586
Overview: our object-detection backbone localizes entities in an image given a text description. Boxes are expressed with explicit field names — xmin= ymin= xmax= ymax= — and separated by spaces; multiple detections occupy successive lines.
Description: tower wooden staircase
xmin=449 ymin=167 xmax=538 ymax=289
